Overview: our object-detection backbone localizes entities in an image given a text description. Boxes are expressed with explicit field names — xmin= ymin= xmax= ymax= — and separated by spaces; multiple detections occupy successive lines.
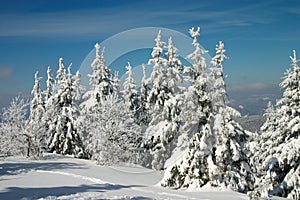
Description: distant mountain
xmin=235 ymin=115 xmax=265 ymax=133
xmin=227 ymin=83 xmax=282 ymax=116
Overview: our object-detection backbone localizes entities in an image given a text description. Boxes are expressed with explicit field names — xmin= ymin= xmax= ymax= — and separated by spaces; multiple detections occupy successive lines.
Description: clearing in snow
xmin=0 ymin=154 xmax=288 ymax=200
xmin=0 ymin=154 xmax=286 ymax=200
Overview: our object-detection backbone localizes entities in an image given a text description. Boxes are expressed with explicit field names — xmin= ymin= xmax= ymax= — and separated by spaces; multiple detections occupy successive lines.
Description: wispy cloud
xmin=229 ymin=82 xmax=270 ymax=92
xmin=0 ymin=1 xmax=289 ymax=39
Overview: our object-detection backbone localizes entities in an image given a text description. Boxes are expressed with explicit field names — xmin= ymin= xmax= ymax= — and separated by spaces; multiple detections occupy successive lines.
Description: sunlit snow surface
xmin=0 ymin=154 xmax=286 ymax=200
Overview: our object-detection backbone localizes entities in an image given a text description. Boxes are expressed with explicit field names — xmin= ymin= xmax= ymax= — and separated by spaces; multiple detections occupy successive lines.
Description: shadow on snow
xmin=0 ymin=161 xmax=86 ymax=176
xmin=0 ymin=184 xmax=148 ymax=199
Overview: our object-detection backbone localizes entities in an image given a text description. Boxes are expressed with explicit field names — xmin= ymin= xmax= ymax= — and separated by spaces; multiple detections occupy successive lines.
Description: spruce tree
xmin=144 ymin=32 xmax=184 ymax=170
xmin=162 ymin=27 xmax=215 ymax=187
xmin=27 ymin=71 xmax=46 ymax=156
xmin=45 ymin=66 xmax=55 ymax=101
xmin=136 ymin=64 xmax=150 ymax=126
xmin=46 ymin=58 xmax=85 ymax=158
xmin=122 ymin=62 xmax=139 ymax=114
xmin=209 ymin=42 xmax=254 ymax=192
xmin=89 ymin=43 xmax=113 ymax=103
xmin=252 ymin=50 xmax=300 ymax=199
xmin=162 ymin=34 xmax=254 ymax=193
xmin=147 ymin=30 xmax=168 ymax=118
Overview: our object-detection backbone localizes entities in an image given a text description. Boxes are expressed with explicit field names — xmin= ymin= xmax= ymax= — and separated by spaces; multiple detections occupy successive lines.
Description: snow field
xmin=0 ymin=154 xmax=252 ymax=200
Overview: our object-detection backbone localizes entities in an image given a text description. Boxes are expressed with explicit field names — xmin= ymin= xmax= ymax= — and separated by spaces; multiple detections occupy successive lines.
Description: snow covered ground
xmin=0 ymin=154 xmax=286 ymax=200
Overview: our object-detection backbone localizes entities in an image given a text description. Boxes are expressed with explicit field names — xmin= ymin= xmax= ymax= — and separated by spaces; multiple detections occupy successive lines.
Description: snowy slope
xmin=0 ymin=154 xmax=286 ymax=200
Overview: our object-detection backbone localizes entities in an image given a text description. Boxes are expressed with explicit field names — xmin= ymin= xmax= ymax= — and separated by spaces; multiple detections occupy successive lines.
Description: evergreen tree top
xmin=290 ymin=50 xmax=299 ymax=70
xmin=211 ymin=41 xmax=228 ymax=68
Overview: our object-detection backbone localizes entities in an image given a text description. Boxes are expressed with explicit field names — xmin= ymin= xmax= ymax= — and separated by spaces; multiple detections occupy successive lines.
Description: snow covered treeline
xmin=0 ymin=27 xmax=299 ymax=199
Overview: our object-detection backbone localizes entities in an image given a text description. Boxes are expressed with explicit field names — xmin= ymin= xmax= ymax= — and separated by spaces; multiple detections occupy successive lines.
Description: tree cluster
xmin=0 ymin=27 xmax=299 ymax=199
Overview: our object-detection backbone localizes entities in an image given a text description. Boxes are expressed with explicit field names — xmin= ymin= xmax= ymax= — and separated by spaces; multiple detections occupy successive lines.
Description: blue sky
xmin=0 ymin=0 xmax=299 ymax=114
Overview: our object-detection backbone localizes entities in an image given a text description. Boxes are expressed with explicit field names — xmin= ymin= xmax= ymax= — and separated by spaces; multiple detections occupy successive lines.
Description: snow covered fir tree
xmin=143 ymin=31 xmax=184 ymax=170
xmin=251 ymin=50 xmax=300 ymax=199
xmin=161 ymin=28 xmax=255 ymax=193
xmin=0 ymin=27 xmax=299 ymax=199
xmin=45 ymin=58 xmax=85 ymax=158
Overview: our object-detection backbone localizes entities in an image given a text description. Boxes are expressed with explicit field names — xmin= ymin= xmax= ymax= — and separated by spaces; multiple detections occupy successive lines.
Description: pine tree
xmin=162 ymin=27 xmax=215 ymax=186
xmin=252 ymin=50 xmax=300 ymax=199
xmin=27 ymin=72 xmax=46 ymax=157
xmin=143 ymin=30 xmax=168 ymax=169
xmin=147 ymin=30 xmax=168 ymax=118
xmin=210 ymin=41 xmax=227 ymax=111
xmin=164 ymin=37 xmax=183 ymax=94
xmin=143 ymin=32 xmax=184 ymax=170
xmin=209 ymin=41 xmax=254 ymax=192
xmin=72 ymin=70 xmax=85 ymax=103
xmin=185 ymin=27 xmax=208 ymax=83
xmin=261 ymin=101 xmax=278 ymax=134
xmin=112 ymin=71 xmax=120 ymax=96
xmin=136 ymin=64 xmax=150 ymax=126
xmin=160 ymin=36 xmax=185 ymax=143
xmin=46 ymin=58 xmax=85 ymax=158
xmin=45 ymin=66 xmax=55 ymax=101
xmin=88 ymin=43 xmax=114 ymax=104
xmin=254 ymin=101 xmax=279 ymax=163
xmin=122 ymin=62 xmax=138 ymax=113
xmin=212 ymin=108 xmax=255 ymax=192
xmin=56 ymin=57 xmax=66 ymax=85
xmin=162 ymin=34 xmax=254 ymax=193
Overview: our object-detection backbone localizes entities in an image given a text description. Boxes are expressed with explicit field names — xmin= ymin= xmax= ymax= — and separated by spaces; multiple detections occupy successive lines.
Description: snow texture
xmin=0 ymin=154 xmax=265 ymax=200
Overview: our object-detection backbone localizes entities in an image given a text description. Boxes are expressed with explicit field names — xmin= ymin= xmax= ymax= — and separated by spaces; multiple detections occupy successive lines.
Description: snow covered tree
xmin=164 ymin=37 xmax=183 ymax=94
xmin=209 ymin=41 xmax=254 ymax=192
xmin=44 ymin=66 xmax=55 ymax=101
xmin=143 ymin=32 xmax=185 ymax=170
xmin=143 ymin=30 xmax=169 ymax=168
xmin=162 ymin=33 xmax=254 ymax=193
xmin=253 ymin=101 xmax=279 ymax=162
xmin=161 ymin=27 xmax=214 ymax=184
xmin=0 ymin=96 xmax=29 ymax=156
xmin=184 ymin=27 xmax=208 ymax=83
xmin=211 ymin=108 xmax=255 ymax=193
xmin=252 ymin=50 xmax=300 ymax=199
xmin=146 ymin=30 xmax=168 ymax=117
xmin=46 ymin=58 xmax=85 ymax=158
xmin=122 ymin=62 xmax=139 ymax=114
xmin=82 ymin=93 xmax=142 ymax=165
xmin=210 ymin=41 xmax=227 ymax=111
xmin=261 ymin=101 xmax=278 ymax=133
xmin=276 ymin=50 xmax=300 ymax=142
xmin=211 ymin=41 xmax=228 ymax=68
xmin=158 ymin=36 xmax=185 ymax=146
xmin=27 ymin=72 xmax=46 ymax=157
xmin=210 ymin=41 xmax=254 ymax=192
xmin=136 ymin=64 xmax=150 ymax=126
xmin=56 ymin=57 xmax=66 ymax=85
xmin=72 ymin=70 xmax=85 ymax=103
xmin=84 ymin=43 xmax=114 ymax=107
xmin=112 ymin=71 xmax=120 ymax=96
